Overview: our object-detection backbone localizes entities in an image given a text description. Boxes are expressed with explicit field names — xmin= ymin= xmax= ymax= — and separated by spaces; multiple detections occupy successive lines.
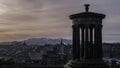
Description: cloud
xmin=0 ymin=0 xmax=119 ymax=41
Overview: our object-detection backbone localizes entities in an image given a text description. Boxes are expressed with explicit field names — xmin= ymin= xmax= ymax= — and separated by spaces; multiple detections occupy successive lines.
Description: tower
xmin=64 ymin=4 xmax=109 ymax=68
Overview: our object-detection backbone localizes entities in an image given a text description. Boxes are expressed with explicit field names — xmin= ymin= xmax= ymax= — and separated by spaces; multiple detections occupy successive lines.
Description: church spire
xmin=60 ymin=39 xmax=64 ymax=45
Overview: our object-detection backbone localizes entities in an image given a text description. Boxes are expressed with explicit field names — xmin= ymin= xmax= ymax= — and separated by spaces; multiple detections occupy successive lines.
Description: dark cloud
xmin=4 ymin=13 xmax=41 ymax=22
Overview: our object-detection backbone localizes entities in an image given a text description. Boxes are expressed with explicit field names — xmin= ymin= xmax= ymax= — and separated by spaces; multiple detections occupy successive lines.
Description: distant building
xmin=42 ymin=40 xmax=68 ymax=65
xmin=103 ymin=43 xmax=120 ymax=58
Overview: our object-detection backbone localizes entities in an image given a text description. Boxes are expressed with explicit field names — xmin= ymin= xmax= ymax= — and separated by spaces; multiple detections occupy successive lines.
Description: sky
xmin=0 ymin=0 xmax=119 ymax=42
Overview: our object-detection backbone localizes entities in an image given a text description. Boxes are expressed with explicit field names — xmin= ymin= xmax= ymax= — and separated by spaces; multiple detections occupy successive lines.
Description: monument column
xmin=94 ymin=24 xmax=103 ymax=59
xmin=75 ymin=25 xmax=80 ymax=60
xmin=94 ymin=25 xmax=99 ymax=59
xmin=72 ymin=25 xmax=77 ymax=59
xmin=90 ymin=25 xmax=93 ymax=58
xmin=98 ymin=24 xmax=103 ymax=59
xmin=84 ymin=25 xmax=89 ymax=59
xmin=81 ymin=26 xmax=84 ymax=59
xmin=72 ymin=25 xmax=80 ymax=60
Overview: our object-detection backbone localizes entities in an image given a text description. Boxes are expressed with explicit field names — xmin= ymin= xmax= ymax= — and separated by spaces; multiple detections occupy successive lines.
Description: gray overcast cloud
xmin=0 ymin=0 xmax=119 ymax=42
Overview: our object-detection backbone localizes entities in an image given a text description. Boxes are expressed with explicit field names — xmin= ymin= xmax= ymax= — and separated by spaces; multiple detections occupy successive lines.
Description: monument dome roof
xmin=69 ymin=12 xmax=105 ymax=19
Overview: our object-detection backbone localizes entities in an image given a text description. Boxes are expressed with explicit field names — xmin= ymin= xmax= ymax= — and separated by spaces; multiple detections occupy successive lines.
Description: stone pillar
xmin=94 ymin=25 xmax=98 ymax=59
xmin=81 ymin=26 xmax=84 ymax=59
xmin=98 ymin=25 xmax=103 ymax=59
xmin=72 ymin=25 xmax=80 ymax=60
xmin=90 ymin=25 xmax=93 ymax=58
xmin=72 ymin=25 xmax=76 ymax=60
xmin=94 ymin=24 xmax=102 ymax=59
xmin=84 ymin=26 xmax=89 ymax=59
xmin=76 ymin=25 xmax=80 ymax=60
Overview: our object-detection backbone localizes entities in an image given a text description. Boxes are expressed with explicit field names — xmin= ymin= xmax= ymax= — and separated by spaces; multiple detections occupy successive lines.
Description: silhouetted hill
xmin=0 ymin=38 xmax=72 ymax=46
xmin=23 ymin=38 xmax=72 ymax=45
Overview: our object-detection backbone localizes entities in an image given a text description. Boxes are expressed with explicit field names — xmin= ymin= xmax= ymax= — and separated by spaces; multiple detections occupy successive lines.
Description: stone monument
xmin=64 ymin=4 xmax=109 ymax=68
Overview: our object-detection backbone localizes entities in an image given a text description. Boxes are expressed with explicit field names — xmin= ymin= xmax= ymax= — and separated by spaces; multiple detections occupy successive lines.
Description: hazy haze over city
xmin=0 ymin=0 xmax=119 ymax=42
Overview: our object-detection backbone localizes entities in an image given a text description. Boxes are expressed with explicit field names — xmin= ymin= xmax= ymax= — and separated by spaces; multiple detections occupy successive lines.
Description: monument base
xmin=64 ymin=59 xmax=110 ymax=68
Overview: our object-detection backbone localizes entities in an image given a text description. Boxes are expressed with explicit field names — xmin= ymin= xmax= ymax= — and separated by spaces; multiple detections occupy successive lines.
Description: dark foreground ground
xmin=0 ymin=64 xmax=64 ymax=68
xmin=0 ymin=63 xmax=120 ymax=68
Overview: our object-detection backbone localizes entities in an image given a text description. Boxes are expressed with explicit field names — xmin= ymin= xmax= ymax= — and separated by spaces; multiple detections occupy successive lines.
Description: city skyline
xmin=0 ymin=0 xmax=119 ymax=42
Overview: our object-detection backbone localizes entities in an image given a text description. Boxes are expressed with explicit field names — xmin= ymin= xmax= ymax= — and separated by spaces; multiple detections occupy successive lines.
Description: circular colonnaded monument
xmin=64 ymin=4 xmax=109 ymax=68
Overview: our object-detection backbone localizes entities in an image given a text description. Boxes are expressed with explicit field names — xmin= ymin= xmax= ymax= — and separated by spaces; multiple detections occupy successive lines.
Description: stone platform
xmin=64 ymin=59 xmax=109 ymax=68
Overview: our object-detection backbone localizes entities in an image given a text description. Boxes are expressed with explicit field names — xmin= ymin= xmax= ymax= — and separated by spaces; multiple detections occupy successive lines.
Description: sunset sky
xmin=0 ymin=0 xmax=120 ymax=42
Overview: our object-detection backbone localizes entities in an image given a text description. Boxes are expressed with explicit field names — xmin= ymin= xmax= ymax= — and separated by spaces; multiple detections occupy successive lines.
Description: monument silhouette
xmin=65 ymin=4 xmax=109 ymax=68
